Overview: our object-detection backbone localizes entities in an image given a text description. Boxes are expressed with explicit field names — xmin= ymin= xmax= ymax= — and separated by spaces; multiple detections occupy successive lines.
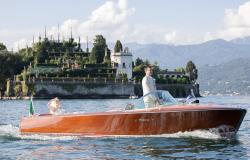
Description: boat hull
xmin=20 ymin=105 xmax=246 ymax=136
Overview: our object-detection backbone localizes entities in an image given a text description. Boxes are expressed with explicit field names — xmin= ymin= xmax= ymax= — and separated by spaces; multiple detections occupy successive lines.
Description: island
xmin=0 ymin=32 xmax=200 ymax=99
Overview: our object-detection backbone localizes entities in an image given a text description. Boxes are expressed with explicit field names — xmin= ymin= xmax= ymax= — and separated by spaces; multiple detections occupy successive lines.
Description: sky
xmin=0 ymin=0 xmax=250 ymax=50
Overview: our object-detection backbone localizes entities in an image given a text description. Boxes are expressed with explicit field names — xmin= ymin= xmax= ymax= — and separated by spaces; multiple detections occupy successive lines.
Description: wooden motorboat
xmin=20 ymin=91 xmax=246 ymax=136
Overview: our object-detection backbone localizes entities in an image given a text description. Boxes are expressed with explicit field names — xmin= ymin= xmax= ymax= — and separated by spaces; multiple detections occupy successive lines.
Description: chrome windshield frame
xmin=126 ymin=90 xmax=178 ymax=110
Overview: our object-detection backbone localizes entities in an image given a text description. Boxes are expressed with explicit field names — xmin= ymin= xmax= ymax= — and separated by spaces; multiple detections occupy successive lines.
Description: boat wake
xmin=94 ymin=125 xmax=235 ymax=140
xmin=0 ymin=124 xmax=78 ymax=141
xmin=151 ymin=125 xmax=236 ymax=139
xmin=0 ymin=124 xmax=235 ymax=141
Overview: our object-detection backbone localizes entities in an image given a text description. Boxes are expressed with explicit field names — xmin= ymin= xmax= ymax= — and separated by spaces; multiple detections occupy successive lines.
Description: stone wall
xmin=6 ymin=79 xmax=200 ymax=98
xmin=31 ymin=81 xmax=134 ymax=99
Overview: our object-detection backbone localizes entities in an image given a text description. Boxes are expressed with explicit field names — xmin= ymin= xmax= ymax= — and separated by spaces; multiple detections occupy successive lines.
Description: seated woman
xmin=48 ymin=97 xmax=60 ymax=114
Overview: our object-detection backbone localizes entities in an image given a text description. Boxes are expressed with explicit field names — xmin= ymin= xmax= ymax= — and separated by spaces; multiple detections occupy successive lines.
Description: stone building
xmin=111 ymin=47 xmax=133 ymax=80
xmin=158 ymin=71 xmax=186 ymax=78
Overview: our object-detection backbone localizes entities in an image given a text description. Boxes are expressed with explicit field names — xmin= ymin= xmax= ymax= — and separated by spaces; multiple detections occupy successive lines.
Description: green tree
xmin=182 ymin=76 xmax=190 ymax=84
xmin=175 ymin=67 xmax=185 ymax=73
xmin=0 ymin=50 xmax=26 ymax=92
xmin=152 ymin=63 xmax=160 ymax=79
xmin=32 ymin=41 xmax=49 ymax=63
xmin=82 ymin=57 xmax=89 ymax=64
xmin=89 ymin=47 xmax=97 ymax=63
xmin=103 ymin=48 xmax=111 ymax=65
xmin=132 ymin=64 xmax=145 ymax=81
xmin=135 ymin=58 xmax=144 ymax=66
xmin=186 ymin=61 xmax=198 ymax=83
xmin=0 ymin=43 xmax=7 ymax=51
xmin=114 ymin=40 xmax=123 ymax=52
xmin=171 ymin=77 xmax=177 ymax=84
xmin=177 ymin=77 xmax=182 ymax=84
xmin=144 ymin=59 xmax=150 ymax=66
xmin=18 ymin=46 xmax=34 ymax=62
xmin=89 ymin=35 xmax=107 ymax=63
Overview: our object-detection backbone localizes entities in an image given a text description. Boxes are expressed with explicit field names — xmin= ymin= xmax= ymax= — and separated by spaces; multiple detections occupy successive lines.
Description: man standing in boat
xmin=142 ymin=65 xmax=158 ymax=108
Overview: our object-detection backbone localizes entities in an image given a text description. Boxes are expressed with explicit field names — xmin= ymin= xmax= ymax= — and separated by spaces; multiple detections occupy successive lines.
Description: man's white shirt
xmin=142 ymin=75 xmax=156 ymax=95
xmin=142 ymin=75 xmax=157 ymax=108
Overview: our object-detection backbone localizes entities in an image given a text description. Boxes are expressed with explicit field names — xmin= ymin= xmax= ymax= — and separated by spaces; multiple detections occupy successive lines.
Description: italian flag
xmin=29 ymin=97 xmax=35 ymax=116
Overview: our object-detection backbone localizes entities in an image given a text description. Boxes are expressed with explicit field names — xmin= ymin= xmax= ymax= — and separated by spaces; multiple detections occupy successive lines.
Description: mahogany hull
xmin=20 ymin=105 xmax=246 ymax=136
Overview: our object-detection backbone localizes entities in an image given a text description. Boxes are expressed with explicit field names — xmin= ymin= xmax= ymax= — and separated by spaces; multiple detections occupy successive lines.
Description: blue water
xmin=0 ymin=96 xmax=250 ymax=159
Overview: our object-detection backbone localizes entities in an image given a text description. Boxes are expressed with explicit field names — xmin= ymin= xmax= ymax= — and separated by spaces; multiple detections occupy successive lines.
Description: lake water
xmin=0 ymin=96 xmax=250 ymax=159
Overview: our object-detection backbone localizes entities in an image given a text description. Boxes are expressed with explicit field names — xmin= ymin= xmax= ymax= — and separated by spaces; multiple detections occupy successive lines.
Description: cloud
xmin=12 ymin=0 xmax=250 ymax=50
xmin=50 ymin=0 xmax=196 ymax=45
xmin=48 ymin=0 xmax=136 ymax=42
xmin=12 ymin=0 xmax=191 ymax=50
xmin=164 ymin=31 xmax=201 ymax=45
xmin=0 ymin=28 xmax=40 ymax=51
xmin=224 ymin=2 xmax=250 ymax=28
xmin=13 ymin=38 xmax=29 ymax=51
xmin=11 ymin=0 xmax=138 ymax=51
xmin=204 ymin=1 xmax=250 ymax=41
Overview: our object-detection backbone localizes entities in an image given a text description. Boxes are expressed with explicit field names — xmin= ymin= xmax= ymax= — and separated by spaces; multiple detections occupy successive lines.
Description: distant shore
xmin=0 ymin=96 xmax=30 ymax=100
xmin=0 ymin=95 xmax=131 ymax=100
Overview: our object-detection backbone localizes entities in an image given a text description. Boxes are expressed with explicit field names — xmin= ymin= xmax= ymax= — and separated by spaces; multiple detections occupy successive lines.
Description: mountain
xmin=230 ymin=36 xmax=250 ymax=45
xmin=124 ymin=39 xmax=250 ymax=69
xmin=82 ymin=38 xmax=250 ymax=70
xmin=198 ymin=58 xmax=250 ymax=95
xmin=122 ymin=38 xmax=250 ymax=95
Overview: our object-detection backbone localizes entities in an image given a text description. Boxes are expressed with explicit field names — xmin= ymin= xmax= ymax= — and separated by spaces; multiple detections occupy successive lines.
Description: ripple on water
xmin=0 ymin=97 xmax=249 ymax=159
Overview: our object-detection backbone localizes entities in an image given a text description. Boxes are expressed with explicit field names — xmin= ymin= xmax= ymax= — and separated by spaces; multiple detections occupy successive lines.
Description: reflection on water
xmin=13 ymin=137 xmax=247 ymax=160
xmin=0 ymin=96 xmax=250 ymax=159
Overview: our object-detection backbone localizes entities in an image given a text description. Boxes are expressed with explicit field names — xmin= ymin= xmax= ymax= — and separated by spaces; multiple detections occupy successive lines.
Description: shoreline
xmin=0 ymin=96 xmax=131 ymax=100
xmin=0 ymin=94 xmax=203 ymax=100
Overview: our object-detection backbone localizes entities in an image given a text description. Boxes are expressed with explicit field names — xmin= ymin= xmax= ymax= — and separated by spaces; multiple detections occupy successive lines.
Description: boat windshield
xmin=125 ymin=90 xmax=178 ymax=110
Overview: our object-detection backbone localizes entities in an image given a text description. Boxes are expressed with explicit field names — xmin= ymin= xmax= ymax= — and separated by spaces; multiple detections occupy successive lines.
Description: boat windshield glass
xmin=125 ymin=90 xmax=178 ymax=110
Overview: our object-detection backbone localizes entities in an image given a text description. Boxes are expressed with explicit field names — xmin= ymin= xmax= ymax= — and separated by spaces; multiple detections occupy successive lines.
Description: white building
xmin=111 ymin=47 xmax=133 ymax=80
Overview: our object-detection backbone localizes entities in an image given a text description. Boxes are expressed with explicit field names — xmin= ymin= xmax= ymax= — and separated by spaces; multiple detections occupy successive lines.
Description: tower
xmin=26 ymin=43 xmax=29 ymax=57
xmin=105 ymin=47 xmax=108 ymax=57
xmin=39 ymin=33 xmax=41 ymax=43
xmin=57 ymin=24 xmax=60 ymax=42
xmin=78 ymin=37 xmax=81 ymax=51
xmin=44 ymin=26 xmax=47 ymax=39
xmin=70 ymin=27 xmax=72 ymax=39
xmin=32 ymin=36 xmax=35 ymax=45
xmin=86 ymin=36 xmax=89 ymax=53
xmin=111 ymin=42 xmax=133 ymax=80
xmin=69 ymin=27 xmax=74 ymax=43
